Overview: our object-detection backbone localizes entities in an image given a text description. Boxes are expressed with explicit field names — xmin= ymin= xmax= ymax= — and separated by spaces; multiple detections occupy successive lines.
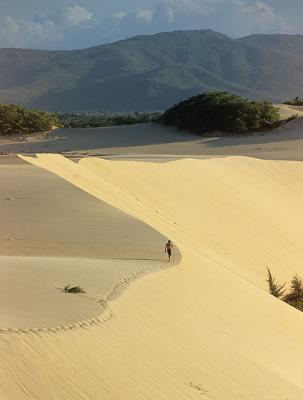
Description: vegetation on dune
xmin=282 ymin=275 xmax=303 ymax=311
xmin=161 ymin=91 xmax=280 ymax=134
xmin=0 ymin=104 xmax=58 ymax=135
xmin=284 ymin=97 xmax=303 ymax=106
xmin=58 ymin=112 xmax=161 ymax=128
xmin=266 ymin=269 xmax=303 ymax=312
xmin=63 ymin=284 xmax=85 ymax=294
xmin=266 ymin=268 xmax=286 ymax=299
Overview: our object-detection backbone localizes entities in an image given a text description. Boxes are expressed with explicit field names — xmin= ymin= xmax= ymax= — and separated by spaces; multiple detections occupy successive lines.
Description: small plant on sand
xmin=266 ymin=268 xmax=286 ymax=299
xmin=266 ymin=269 xmax=303 ymax=311
xmin=283 ymin=274 xmax=303 ymax=311
xmin=64 ymin=284 xmax=85 ymax=294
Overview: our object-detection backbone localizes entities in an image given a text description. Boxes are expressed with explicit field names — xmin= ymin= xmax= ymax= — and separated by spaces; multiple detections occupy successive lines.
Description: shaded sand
xmin=1 ymin=105 xmax=303 ymax=162
xmin=0 ymin=164 xmax=167 ymax=259
xmin=2 ymin=153 xmax=302 ymax=399
xmin=0 ymin=256 xmax=163 ymax=330
xmin=0 ymin=163 xmax=173 ymax=329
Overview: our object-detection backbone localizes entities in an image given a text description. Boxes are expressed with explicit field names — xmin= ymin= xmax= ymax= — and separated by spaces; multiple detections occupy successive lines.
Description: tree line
xmin=3 ymin=91 xmax=301 ymax=136
xmin=58 ymin=112 xmax=161 ymax=129
xmin=0 ymin=104 xmax=58 ymax=135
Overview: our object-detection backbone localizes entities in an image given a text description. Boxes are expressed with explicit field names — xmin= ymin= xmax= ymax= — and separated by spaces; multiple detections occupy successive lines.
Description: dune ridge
xmin=1 ymin=153 xmax=303 ymax=399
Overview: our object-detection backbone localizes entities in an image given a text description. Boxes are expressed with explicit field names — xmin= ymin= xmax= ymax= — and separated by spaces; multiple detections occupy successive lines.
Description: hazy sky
xmin=0 ymin=0 xmax=301 ymax=49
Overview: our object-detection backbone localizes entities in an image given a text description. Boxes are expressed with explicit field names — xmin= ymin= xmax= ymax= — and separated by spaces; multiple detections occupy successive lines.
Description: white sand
xmin=1 ymin=153 xmax=301 ymax=399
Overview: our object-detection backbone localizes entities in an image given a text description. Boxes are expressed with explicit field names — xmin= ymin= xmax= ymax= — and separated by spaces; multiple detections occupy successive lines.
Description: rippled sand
xmin=2 ymin=152 xmax=301 ymax=400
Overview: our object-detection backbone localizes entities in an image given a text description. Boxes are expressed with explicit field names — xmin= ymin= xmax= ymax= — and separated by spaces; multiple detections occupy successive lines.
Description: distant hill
xmin=1 ymin=30 xmax=303 ymax=112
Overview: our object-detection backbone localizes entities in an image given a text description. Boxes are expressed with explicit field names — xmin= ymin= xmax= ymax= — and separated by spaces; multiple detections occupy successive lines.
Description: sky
xmin=0 ymin=0 xmax=301 ymax=50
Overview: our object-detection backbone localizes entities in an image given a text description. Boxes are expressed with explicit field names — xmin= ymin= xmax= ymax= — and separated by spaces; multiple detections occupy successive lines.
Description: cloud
xmin=100 ymin=8 xmax=156 ymax=42
xmin=0 ymin=5 xmax=95 ymax=49
xmin=231 ymin=0 xmax=292 ymax=35
xmin=239 ymin=0 xmax=276 ymax=19
xmin=151 ymin=0 xmax=291 ymax=36
xmin=0 ymin=15 xmax=61 ymax=48
xmin=157 ymin=0 xmax=217 ymax=19
xmin=108 ymin=1 xmax=215 ymax=37
xmin=0 ymin=0 xmax=293 ymax=50
xmin=111 ymin=8 xmax=154 ymax=25
xmin=55 ymin=5 xmax=93 ymax=27
xmin=112 ymin=11 xmax=128 ymax=20
xmin=135 ymin=9 xmax=154 ymax=23
xmin=110 ymin=0 xmax=290 ymax=38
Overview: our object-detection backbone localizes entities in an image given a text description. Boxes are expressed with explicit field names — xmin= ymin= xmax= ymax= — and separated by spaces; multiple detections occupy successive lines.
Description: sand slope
xmin=0 ymin=164 xmax=167 ymax=259
xmin=0 ymin=257 xmax=164 ymax=330
xmin=0 ymin=162 xmax=174 ymax=330
xmin=2 ymin=153 xmax=301 ymax=399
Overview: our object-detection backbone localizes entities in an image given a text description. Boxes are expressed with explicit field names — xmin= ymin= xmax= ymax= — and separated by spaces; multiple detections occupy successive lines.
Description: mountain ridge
xmin=0 ymin=29 xmax=303 ymax=112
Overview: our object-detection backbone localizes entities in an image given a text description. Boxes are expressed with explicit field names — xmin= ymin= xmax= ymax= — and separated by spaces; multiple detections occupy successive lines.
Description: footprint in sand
xmin=186 ymin=381 xmax=208 ymax=396
xmin=4 ymin=197 xmax=25 ymax=201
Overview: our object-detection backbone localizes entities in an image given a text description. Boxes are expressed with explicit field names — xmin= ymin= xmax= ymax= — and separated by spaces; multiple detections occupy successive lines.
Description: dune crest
xmin=3 ymin=153 xmax=303 ymax=399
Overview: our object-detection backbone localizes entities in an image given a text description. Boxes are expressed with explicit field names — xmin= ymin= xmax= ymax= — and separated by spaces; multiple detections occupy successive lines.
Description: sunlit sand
xmin=1 ymin=152 xmax=301 ymax=399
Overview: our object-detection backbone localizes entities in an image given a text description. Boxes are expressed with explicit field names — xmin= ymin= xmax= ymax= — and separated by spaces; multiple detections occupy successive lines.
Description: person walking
xmin=165 ymin=240 xmax=173 ymax=261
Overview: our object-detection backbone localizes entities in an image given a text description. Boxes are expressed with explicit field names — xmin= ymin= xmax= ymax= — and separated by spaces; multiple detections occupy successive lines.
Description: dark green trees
xmin=0 ymin=104 xmax=58 ymax=135
xmin=162 ymin=91 xmax=280 ymax=134
xmin=58 ymin=112 xmax=160 ymax=128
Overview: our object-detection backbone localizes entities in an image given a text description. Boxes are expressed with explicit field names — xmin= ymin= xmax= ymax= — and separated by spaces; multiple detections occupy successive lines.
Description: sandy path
xmin=2 ymin=153 xmax=301 ymax=399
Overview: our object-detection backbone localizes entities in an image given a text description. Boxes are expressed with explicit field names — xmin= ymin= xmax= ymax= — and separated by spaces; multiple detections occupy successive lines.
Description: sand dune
xmin=0 ymin=162 xmax=174 ymax=330
xmin=0 ymin=164 xmax=167 ymax=259
xmin=1 ymin=153 xmax=301 ymax=399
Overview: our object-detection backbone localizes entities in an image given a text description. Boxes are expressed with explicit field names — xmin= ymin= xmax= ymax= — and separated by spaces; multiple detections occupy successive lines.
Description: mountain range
xmin=0 ymin=29 xmax=303 ymax=112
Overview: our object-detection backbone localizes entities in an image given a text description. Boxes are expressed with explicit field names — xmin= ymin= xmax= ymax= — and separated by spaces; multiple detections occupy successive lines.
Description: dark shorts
xmin=167 ymin=249 xmax=172 ymax=256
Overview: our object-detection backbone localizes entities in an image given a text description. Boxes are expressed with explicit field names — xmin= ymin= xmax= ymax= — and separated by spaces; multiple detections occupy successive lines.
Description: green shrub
xmin=0 ymin=104 xmax=58 ymax=135
xmin=162 ymin=91 xmax=280 ymax=134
